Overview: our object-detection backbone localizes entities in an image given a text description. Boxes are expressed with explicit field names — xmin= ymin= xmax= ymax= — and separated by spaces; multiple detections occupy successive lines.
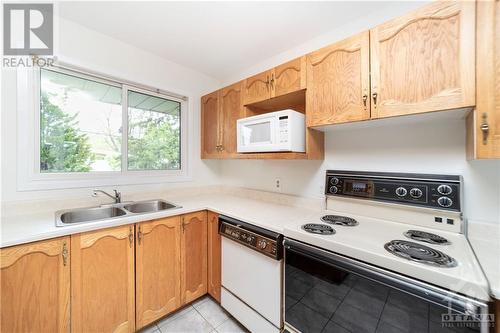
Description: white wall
xmin=216 ymin=2 xmax=500 ymax=225
xmin=1 ymin=17 xmax=221 ymax=203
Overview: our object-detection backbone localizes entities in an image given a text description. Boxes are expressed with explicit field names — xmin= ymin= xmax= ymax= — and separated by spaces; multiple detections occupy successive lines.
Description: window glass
xmin=127 ymin=90 xmax=181 ymax=170
xmin=40 ymin=69 xmax=122 ymax=172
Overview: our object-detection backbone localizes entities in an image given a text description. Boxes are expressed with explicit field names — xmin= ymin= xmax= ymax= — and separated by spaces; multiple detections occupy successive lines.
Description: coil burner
xmin=321 ymin=215 xmax=359 ymax=226
xmin=302 ymin=224 xmax=336 ymax=235
xmin=384 ymin=240 xmax=457 ymax=268
xmin=404 ymin=230 xmax=450 ymax=245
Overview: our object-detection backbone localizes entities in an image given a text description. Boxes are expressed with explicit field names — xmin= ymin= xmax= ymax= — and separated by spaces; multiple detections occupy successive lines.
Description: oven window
xmin=284 ymin=249 xmax=480 ymax=333
xmin=242 ymin=121 xmax=271 ymax=144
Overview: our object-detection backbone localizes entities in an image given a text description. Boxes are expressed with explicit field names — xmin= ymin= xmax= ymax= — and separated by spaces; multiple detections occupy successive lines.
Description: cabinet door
xmin=71 ymin=226 xmax=135 ymax=333
xmin=201 ymin=91 xmax=221 ymax=158
xmin=468 ymin=0 xmax=500 ymax=159
xmin=1 ymin=237 xmax=70 ymax=333
xmin=272 ymin=56 xmax=306 ymax=98
xmin=181 ymin=211 xmax=208 ymax=304
xmin=207 ymin=211 xmax=221 ymax=302
xmin=243 ymin=70 xmax=272 ymax=105
xmin=370 ymin=1 xmax=475 ymax=118
xmin=220 ymin=82 xmax=244 ymax=156
xmin=136 ymin=217 xmax=182 ymax=329
xmin=307 ymin=31 xmax=370 ymax=126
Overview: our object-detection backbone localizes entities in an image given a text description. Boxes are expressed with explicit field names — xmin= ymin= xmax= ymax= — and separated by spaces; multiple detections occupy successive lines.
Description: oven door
xmin=237 ymin=115 xmax=279 ymax=153
xmin=284 ymin=238 xmax=489 ymax=333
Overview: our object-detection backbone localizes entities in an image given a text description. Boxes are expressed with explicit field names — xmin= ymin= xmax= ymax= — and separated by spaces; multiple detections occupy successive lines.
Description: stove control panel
xmin=325 ymin=171 xmax=461 ymax=212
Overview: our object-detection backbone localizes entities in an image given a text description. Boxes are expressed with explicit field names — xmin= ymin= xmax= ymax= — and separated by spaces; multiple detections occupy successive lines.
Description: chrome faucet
xmin=92 ymin=189 xmax=121 ymax=203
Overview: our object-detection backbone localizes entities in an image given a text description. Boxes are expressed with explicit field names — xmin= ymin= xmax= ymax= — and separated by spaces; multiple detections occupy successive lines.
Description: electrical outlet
xmin=275 ymin=178 xmax=282 ymax=192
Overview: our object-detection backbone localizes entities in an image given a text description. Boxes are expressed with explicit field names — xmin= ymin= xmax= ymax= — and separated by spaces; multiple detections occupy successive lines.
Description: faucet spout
xmin=92 ymin=189 xmax=122 ymax=203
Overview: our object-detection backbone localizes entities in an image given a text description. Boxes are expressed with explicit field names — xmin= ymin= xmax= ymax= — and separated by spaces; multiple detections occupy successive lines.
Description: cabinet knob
xmin=480 ymin=113 xmax=489 ymax=145
xmin=62 ymin=241 xmax=68 ymax=266
xmin=128 ymin=227 xmax=134 ymax=248
xmin=362 ymin=94 xmax=368 ymax=109
xmin=372 ymin=92 xmax=378 ymax=107
xmin=137 ymin=226 xmax=143 ymax=245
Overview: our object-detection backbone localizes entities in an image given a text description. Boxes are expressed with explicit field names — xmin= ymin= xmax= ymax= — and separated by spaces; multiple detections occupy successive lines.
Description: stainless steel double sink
xmin=55 ymin=199 xmax=181 ymax=227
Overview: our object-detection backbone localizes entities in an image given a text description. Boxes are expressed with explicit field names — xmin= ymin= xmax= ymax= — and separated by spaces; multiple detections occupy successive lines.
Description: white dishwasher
xmin=219 ymin=215 xmax=283 ymax=333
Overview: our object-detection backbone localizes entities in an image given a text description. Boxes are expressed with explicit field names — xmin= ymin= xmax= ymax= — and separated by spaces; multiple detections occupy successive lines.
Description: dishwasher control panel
xmin=219 ymin=218 xmax=282 ymax=260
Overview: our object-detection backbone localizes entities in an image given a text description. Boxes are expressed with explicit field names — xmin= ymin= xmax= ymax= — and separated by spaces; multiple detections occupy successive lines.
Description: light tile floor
xmin=140 ymin=296 xmax=249 ymax=333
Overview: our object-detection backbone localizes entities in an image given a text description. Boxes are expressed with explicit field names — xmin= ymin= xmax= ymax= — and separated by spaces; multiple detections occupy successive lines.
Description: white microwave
xmin=237 ymin=110 xmax=305 ymax=153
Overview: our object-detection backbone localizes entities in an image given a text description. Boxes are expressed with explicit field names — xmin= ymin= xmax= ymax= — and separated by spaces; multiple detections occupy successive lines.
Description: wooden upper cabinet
xmin=71 ymin=226 xmax=135 ymax=333
xmin=1 ymin=237 xmax=70 ymax=333
xmin=467 ymin=0 xmax=500 ymax=159
xmin=370 ymin=1 xmax=475 ymax=118
xmin=201 ymin=91 xmax=221 ymax=158
xmin=307 ymin=31 xmax=370 ymax=126
xmin=181 ymin=211 xmax=208 ymax=304
xmin=271 ymin=56 xmax=306 ymax=98
xmin=136 ymin=217 xmax=182 ymax=329
xmin=243 ymin=70 xmax=272 ymax=105
xmin=207 ymin=211 xmax=221 ymax=303
xmin=220 ymin=82 xmax=244 ymax=156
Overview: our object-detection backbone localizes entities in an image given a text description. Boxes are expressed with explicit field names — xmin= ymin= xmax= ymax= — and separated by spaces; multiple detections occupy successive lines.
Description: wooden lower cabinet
xmin=207 ymin=211 xmax=221 ymax=302
xmin=181 ymin=211 xmax=208 ymax=304
xmin=71 ymin=225 xmax=135 ymax=333
xmin=0 ymin=237 xmax=70 ymax=333
xmin=136 ymin=216 xmax=182 ymax=329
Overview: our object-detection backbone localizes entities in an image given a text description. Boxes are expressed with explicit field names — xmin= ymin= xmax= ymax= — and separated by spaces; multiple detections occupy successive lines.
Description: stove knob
xmin=409 ymin=188 xmax=423 ymax=199
xmin=259 ymin=240 xmax=267 ymax=249
xmin=437 ymin=184 xmax=453 ymax=195
xmin=395 ymin=187 xmax=407 ymax=197
xmin=437 ymin=196 xmax=453 ymax=208
xmin=330 ymin=177 xmax=339 ymax=185
xmin=329 ymin=186 xmax=338 ymax=194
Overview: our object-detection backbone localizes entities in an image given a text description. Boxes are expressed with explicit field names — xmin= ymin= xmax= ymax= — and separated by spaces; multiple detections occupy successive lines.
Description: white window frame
xmin=16 ymin=66 xmax=190 ymax=191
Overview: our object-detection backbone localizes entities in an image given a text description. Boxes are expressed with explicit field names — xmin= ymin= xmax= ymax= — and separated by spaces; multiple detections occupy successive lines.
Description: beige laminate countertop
xmin=0 ymin=193 xmax=316 ymax=249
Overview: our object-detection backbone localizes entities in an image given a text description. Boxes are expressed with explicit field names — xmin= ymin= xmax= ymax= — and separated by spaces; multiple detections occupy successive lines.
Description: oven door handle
xmin=284 ymin=238 xmax=489 ymax=316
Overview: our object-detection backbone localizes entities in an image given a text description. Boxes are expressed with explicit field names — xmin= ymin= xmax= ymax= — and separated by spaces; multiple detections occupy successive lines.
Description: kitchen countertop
xmin=0 ymin=193 xmax=316 ymax=249
xmin=467 ymin=220 xmax=500 ymax=300
xmin=2 ymin=191 xmax=499 ymax=300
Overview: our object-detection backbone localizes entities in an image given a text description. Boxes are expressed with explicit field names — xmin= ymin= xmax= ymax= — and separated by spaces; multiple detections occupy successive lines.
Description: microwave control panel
xmin=279 ymin=116 xmax=289 ymax=143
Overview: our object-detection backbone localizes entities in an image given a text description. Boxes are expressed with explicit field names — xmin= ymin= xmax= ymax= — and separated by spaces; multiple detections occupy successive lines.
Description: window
xmin=16 ymin=66 xmax=189 ymax=190
xmin=127 ymin=90 xmax=181 ymax=171
xmin=40 ymin=69 xmax=122 ymax=172
xmin=39 ymin=68 xmax=183 ymax=174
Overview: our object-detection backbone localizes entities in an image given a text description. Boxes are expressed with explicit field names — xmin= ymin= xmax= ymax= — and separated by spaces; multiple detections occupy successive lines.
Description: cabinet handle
xmin=362 ymin=94 xmax=368 ymax=108
xmin=372 ymin=92 xmax=378 ymax=107
xmin=480 ymin=113 xmax=489 ymax=145
xmin=137 ymin=226 xmax=143 ymax=245
xmin=270 ymin=73 xmax=275 ymax=89
xmin=62 ymin=241 xmax=68 ymax=266
xmin=128 ymin=227 xmax=134 ymax=248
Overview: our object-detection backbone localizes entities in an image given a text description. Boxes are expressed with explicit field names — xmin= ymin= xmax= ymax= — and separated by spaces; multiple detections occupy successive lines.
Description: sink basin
xmin=55 ymin=199 xmax=181 ymax=227
xmin=123 ymin=200 xmax=180 ymax=214
xmin=57 ymin=206 xmax=127 ymax=226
